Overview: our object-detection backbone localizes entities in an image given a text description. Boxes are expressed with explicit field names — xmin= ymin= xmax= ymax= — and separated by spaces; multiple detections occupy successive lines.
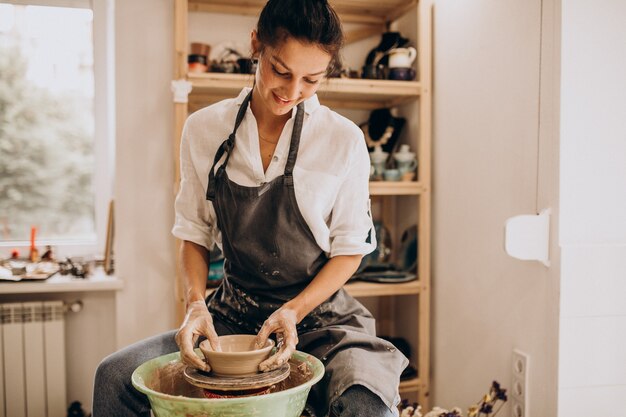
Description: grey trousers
xmin=92 ymin=321 xmax=395 ymax=417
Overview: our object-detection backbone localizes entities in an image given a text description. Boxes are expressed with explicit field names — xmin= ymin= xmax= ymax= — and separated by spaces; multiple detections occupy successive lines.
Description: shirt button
xmin=272 ymin=156 xmax=278 ymax=161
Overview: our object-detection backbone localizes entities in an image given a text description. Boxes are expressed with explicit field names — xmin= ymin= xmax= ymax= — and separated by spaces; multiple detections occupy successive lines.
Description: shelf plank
xmin=344 ymin=279 xmax=420 ymax=297
xmin=369 ymin=181 xmax=425 ymax=196
xmin=399 ymin=377 xmax=420 ymax=394
xmin=187 ymin=73 xmax=420 ymax=110
xmin=189 ymin=0 xmax=417 ymax=24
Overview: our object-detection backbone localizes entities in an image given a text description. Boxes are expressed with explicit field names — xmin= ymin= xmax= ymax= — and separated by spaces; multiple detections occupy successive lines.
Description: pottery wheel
xmin=184 ymin=363 xmax=290 ymax=391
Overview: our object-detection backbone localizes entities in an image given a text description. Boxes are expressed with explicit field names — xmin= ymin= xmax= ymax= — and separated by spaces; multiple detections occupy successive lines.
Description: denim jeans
xmin=93 ymin=328 xmax=396 ymax=417
xmin=328 ymin=385 xmax=395 ymax=417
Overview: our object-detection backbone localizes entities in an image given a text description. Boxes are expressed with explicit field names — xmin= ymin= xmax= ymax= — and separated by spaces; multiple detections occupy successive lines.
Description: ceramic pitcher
xmin=388 ymin=47 xmax=417 ymax=69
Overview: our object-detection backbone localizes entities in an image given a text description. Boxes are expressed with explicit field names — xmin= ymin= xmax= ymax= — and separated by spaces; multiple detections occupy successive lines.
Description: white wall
xmin=431 ymin=0 xmax=560 ymax=415
xmin=114 ymin=0 xmax=177 ymax=347
xmin=558 ymin=0 xmax=626 ymax=415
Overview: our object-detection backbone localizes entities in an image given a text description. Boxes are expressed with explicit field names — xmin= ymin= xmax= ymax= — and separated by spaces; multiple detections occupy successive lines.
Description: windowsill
xmin=0 ymin=240 xmax=100 ymax=259
xmin=0 ymin=267 xmax=123 ymax=295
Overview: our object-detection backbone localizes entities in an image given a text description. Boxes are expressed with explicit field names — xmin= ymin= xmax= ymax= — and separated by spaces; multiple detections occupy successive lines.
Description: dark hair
xmin=256 ymin=0 xmax=344 ymax=75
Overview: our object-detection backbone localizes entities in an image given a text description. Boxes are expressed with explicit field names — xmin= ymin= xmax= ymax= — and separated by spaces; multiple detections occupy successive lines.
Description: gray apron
xmin=205 ymin=91 xmax=408 ymax=415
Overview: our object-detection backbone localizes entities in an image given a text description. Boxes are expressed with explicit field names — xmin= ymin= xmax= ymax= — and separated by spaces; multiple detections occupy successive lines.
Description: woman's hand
xmin=254 ymin=306 xmax=299 ymax=372
xmin=175 ymin=300 xmax=222 ymax=371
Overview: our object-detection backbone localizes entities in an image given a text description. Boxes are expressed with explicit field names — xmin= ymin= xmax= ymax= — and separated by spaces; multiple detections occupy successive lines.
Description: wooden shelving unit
xmin=173 ymin=0 xmax=432 ymax=410
xmin=187 ymin=72 xmax=420 ymax=111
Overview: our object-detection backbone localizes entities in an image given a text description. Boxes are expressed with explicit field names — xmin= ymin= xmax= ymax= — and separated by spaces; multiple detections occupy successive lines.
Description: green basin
xmin=132 ymin=350 xmax=324 ymax=417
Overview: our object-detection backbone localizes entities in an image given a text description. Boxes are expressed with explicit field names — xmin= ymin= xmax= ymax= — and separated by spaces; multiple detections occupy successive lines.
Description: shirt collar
xmin=235 ymin=87 xmax=320 ymax=116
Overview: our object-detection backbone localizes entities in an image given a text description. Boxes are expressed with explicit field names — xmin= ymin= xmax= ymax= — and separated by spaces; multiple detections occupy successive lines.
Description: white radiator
xmin=0 ymin=302 xmax=66 ymax=417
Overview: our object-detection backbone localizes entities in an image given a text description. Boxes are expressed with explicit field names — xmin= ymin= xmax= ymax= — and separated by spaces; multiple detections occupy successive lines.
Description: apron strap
xmin=206 ymin=91 xmax=253 ymax=201
xmin=283 ymin=102 xmax=305 ymax=185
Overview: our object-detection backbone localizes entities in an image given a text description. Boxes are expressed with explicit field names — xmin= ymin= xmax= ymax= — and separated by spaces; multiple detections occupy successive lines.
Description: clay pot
xmin=199 ymin=335 xmax=274 ymax=376
xmin=190 ymin=42 xmax=210 ymax=57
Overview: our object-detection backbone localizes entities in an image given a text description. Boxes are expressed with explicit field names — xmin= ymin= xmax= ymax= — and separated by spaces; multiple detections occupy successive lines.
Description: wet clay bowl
xmin=131 ymin=350 xmax=324 ymax=417
xmin=199 ymin=334 xmax=274 ymax=376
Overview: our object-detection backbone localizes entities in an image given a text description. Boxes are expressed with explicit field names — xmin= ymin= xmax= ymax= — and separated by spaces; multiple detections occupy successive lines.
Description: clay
xmin=200 ymin=335 xmax=274 ymax=376
xmin=271 ymin=360 xmax=313 ymax=393
xmin=148 ymin=359 xmax=314 ymax=399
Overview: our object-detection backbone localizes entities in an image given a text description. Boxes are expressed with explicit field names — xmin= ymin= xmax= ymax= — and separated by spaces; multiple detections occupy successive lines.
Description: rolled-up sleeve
xmin=328 ymin=134 xmax=377 ymax=257
xmin=171 ymin=119 xmax=217 ymax=250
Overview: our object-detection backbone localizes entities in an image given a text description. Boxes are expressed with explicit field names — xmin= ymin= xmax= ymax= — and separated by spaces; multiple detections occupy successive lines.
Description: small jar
xmin=188 ymin=54 xmax=208 ymax=73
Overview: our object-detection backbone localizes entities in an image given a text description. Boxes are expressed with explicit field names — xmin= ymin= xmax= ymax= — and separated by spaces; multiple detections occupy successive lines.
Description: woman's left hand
xmin=255 ymin=306 xmax=299 ymax=372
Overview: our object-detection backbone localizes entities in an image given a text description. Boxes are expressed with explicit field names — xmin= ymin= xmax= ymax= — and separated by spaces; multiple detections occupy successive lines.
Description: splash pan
xmin=132 ymin=350 xmax=324 ymax=417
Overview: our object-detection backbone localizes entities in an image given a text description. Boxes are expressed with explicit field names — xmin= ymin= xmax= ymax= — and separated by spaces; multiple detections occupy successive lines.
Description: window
xmin=0 ymin=0 xmax=114 ymax=256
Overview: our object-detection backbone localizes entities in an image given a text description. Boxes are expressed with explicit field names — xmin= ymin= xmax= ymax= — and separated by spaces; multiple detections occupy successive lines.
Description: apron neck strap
xmin=206 ymin=91 xmax=305 ymax=200
xmin=284 ymin=101 xmax=305 ymax=178
xmin=206 ymin=91 xmax=252 ymax=201
xmin=232 ymin=91 xmax=253 ymax=135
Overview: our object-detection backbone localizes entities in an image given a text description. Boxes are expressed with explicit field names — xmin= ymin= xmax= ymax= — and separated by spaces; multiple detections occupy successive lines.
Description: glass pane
xmin=0 ymin=3 xmax=95 ymax=242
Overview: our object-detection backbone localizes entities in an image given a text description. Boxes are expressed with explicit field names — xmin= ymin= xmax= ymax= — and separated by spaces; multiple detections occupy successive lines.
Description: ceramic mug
xmin=388 ymin=47 xmax=417 ymax=69
xmin=237 ymin=58 xmax=256 ymax=74
xmin=389 ymin=67 xmax=416 ymax=81
xmin=362 ymin=63 xmax=385 ymax=79
xmin=384 ymin=169 xmax=402 ymax=181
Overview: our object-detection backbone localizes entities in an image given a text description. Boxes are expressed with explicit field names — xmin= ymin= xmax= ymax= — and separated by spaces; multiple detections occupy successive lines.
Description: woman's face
xmin=253 ymin=34 xmax=332 ymax=117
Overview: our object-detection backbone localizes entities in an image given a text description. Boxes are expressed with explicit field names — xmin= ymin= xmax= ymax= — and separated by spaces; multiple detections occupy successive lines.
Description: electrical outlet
xmin=511 ymin=401 xmax=525 ymax=417
xmin=511 ymin=349 xmax=529 ymax=417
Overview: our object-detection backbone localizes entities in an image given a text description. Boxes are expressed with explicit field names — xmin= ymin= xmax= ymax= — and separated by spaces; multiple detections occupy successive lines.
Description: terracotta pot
xmin=190 ymin=42 xmax=210 ymax=57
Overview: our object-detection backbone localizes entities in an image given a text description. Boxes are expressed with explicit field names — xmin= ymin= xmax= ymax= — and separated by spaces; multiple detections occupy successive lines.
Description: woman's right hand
xmin=175 ymin=300 xmax=222 ymax=371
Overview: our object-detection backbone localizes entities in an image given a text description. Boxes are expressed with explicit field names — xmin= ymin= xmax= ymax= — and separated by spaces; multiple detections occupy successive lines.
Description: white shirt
xmin=172 ymin=88 xmax=376 ymax=258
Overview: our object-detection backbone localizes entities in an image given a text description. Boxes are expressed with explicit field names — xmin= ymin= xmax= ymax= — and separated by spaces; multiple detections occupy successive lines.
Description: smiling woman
xmin=93 ymin=1 xmax=407 ymax=416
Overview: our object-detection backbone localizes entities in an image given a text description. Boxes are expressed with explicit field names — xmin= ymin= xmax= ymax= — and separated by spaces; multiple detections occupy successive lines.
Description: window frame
xmin=0 ymin=0 xmax=116 ymax=258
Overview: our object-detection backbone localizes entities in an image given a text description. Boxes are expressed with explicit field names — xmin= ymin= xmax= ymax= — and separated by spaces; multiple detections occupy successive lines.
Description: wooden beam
xmin=174 ymin=0 xmax=188 ymax=79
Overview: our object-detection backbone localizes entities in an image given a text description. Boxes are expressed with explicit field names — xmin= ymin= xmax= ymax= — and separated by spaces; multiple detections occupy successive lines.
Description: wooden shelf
xmin=344 ymin=279 xmax=421 ymax=297
xmin=189 ymin=0 xmax=418 ymax=25
xmin=187 ymin=73 xmax=420 ymax=111
xmin=369 ymin=181 xmax=425 ymax=196
xmin=399 ymin=377 xmax=420 ymax=394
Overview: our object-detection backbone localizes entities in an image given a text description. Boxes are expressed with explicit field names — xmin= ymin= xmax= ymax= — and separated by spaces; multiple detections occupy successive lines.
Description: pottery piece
xmin=388 ymin=67 xmax=416 ymax=81
xmin=190 ymin=42 xmax=210 ymax=57
xmin=369 ymin=145 xmax=389 ymax=178
xmin=362 ymin=63 xmax=385 ymax=79
xmin=393 ymin=144 xmax=418 ymax=177
xmin=200 ymin=334 xmax=274 ymax=376
xmin=384 ymin=169 xmax=402 ymax=181
xmin=388 ymin=47 xmax=417 ymax=69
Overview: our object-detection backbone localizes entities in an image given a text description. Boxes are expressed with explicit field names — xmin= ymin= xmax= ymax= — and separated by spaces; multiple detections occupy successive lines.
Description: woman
xmin=94 ymin=0 xmax=407 ymax=416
